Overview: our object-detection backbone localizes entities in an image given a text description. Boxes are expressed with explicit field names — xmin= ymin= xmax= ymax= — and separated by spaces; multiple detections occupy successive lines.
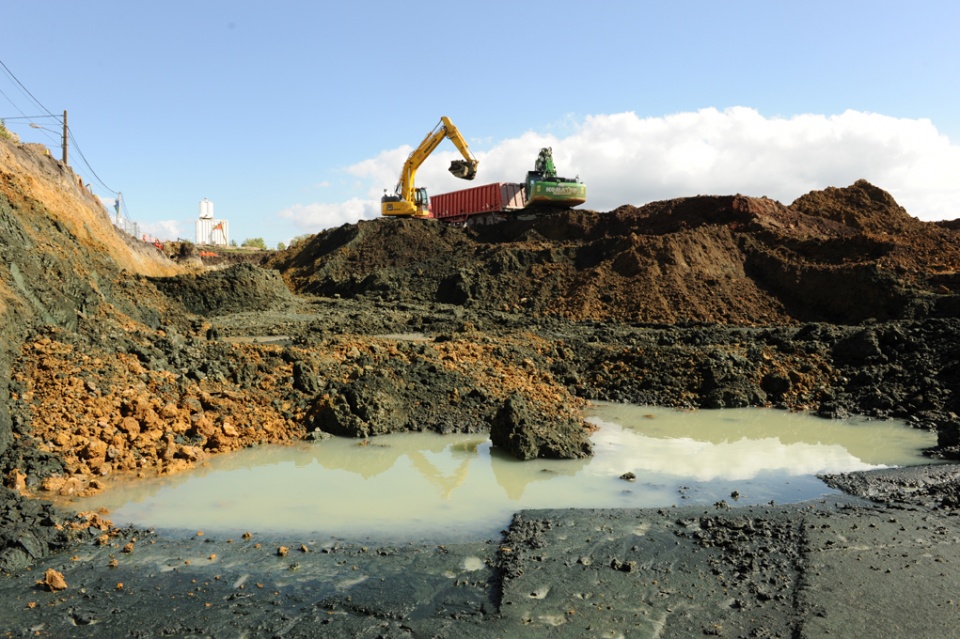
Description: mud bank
xmin=3 ymin=465 xmax=960 ymax=638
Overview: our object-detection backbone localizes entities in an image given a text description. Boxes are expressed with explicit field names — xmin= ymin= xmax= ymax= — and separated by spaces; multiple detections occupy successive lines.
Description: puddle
xmin=373 ymin=332 xmax=430 ymax=341
xmin=223 ymin=333 xmax=426 ymax=347
xmin=222 ymin=335 xmax=292 ymax=346
xmin=63 ymin=405 xmax=941 ymax=542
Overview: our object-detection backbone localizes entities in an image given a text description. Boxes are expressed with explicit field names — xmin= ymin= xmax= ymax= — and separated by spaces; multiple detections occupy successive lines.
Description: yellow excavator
xmin=381 ymin=116 xmax=478 ymax=218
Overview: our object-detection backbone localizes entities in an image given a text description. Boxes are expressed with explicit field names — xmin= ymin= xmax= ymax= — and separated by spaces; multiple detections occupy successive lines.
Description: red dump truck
xmin=429 ymin=182 xmax=526 ymax=225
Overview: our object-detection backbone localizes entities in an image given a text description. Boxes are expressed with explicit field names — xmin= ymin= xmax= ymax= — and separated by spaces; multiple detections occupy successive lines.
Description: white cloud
xmin=346 ymin=146 xmax=417 ymax=197
xmin=139 ymin=219 xmax=187 ymax=242
xmin=97 ymin=194 xmax=119 ymax=211
xmin=279 ymin=108 xmax=960 ymax=233
xmin=277 ymin=197 xmax=379 ymax=232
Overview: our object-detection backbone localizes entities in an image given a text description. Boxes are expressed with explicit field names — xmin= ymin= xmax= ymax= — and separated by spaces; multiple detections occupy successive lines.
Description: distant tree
xmin=229 ymin=239 xmax=237 ymax=247
xmin=289 ymin=233 xmax=312 ymax=248
xmin=276 ymin=241 xmax=286 ymax=251
xmin=241 ymin=237 xmax=267 ymax=250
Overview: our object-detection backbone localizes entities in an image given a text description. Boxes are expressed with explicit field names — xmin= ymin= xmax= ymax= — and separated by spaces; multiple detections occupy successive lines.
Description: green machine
xmin=523 ymin=147 xmax=587 ymax=207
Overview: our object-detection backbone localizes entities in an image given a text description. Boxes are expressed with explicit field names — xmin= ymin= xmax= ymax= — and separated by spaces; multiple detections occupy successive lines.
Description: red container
xmin=430 ymin=183 xmax=525 ymax=222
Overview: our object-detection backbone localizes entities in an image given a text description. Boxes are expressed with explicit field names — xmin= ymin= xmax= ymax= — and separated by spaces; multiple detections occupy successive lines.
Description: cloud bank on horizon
xmin=278 ymin=107 xmax=960 ymax=235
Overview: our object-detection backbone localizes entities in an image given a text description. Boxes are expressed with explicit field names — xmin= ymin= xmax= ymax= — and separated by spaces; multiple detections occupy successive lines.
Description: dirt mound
xmin=0 ymin=138 xmax=186 ymax=455
xmin=0 ymin=138 xmax=195 ymax=568
xmin=490 ymin=393 xmax=592 ymax=461
xmin=161 ymin=241 xmax=272 ymax=268
xmin=789 ymin=179 xmax=919 ymax=234
xmin=0 ymin=140 xmax=180 ymax=280
xmin=269 ymin=182 xmax=960 ymax=325
xmin=150 ymin=263 xmax=298 ymax=316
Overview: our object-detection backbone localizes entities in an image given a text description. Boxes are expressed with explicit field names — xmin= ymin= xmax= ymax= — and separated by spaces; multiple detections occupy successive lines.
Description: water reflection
xmin=62 ymin=404 xmax=940 ymax=541
xmin=587 ymin=403 xmax=934 ymax=478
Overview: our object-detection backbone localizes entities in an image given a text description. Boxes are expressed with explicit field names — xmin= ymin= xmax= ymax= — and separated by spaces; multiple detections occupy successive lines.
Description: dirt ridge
xmin=269 ymin=180 xmax=960 ymax=325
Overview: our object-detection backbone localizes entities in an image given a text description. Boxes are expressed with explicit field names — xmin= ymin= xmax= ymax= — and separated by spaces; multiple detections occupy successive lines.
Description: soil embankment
xmin=269 ymin=181 xmax=960 ymax=325
xmin=2 ymin=133 xmax=960 ymax=636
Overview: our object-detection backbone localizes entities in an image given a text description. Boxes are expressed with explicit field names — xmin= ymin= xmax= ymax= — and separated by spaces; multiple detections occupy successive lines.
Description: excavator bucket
xmin=448 ymin=159 xmax=478 ymax=180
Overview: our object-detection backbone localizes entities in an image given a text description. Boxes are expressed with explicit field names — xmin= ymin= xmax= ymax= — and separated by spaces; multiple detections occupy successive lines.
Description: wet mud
xmin=4 ymin=468 xmax=960 ymax=638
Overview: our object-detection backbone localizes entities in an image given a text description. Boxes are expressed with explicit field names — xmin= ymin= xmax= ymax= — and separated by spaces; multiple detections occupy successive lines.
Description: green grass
xmin=0 ymin=120 xmax=20 ymax=143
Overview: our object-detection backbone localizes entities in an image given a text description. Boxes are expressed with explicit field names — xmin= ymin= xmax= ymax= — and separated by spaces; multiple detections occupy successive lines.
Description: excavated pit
xmin=3 ymin=135 xmax=960 ymax=636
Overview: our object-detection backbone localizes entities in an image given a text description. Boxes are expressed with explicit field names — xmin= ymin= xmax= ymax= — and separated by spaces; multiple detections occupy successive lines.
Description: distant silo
xmin=199 ymin=198 xmax=214 ymax=219
xmin=195 ymin=199 xmax=229 ymax=246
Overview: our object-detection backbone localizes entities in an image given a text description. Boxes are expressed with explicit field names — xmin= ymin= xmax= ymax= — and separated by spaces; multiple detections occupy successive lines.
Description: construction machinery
xmin=523 ymin=147 xmax=587 ymax=207
xmin=381 ymin=116 xmax=479 ymax=218
xmin=430 ymin=147 xmax=587 ymax=225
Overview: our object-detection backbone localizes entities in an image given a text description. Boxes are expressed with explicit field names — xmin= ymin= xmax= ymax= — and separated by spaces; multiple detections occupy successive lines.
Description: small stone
xmin=610 ymin=559 xmax=637 ymax=573
xmin=5 ymin=469 xmax=27 ymax=492
xmin=40 ymin=569 xmax=67 ymax=592
xmin=277 ymin=546 xmax=289 ymax=557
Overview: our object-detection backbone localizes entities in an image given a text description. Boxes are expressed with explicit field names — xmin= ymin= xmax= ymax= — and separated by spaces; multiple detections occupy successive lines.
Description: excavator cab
xmin=414 ymin=187 xmax=430 ymax=211
xmin=382 ymin=186 xmax=430 ymax=217
xmin=534 ymin=147 xmax=558 ymax=177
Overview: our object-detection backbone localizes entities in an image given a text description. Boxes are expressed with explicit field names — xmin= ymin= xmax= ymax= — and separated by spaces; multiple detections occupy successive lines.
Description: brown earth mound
xmin=269 ymin=180 xmax=960 ymax=325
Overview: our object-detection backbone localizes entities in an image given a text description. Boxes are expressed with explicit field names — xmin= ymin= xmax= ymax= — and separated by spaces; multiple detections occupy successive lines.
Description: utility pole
xmin=61 ymin=110 xmax=68 ymax=166
xmin=114 ymin=192 xmax=123 ymax=225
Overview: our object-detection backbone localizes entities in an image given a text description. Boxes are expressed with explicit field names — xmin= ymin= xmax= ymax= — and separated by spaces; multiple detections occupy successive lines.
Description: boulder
xmin=490 ymin=393 xmax=592 ymax=461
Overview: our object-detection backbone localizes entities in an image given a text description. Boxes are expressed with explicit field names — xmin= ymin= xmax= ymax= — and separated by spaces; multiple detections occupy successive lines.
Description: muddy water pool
xmin=67 ymin=404 xmax=940 ymax=542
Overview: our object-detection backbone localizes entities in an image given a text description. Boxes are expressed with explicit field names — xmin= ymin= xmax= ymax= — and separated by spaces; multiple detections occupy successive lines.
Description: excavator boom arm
xmin=383 ymin=116 xmax=478 ymax=218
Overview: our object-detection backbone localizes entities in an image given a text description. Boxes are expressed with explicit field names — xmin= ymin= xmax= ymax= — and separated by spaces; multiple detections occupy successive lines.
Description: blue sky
xmin=3 ymin=1 xmax=959 ymax=247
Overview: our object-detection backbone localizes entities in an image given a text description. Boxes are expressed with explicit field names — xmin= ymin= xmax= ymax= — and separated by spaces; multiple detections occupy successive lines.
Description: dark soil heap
xmin=268 ymin=179 xmax=960 ymax=325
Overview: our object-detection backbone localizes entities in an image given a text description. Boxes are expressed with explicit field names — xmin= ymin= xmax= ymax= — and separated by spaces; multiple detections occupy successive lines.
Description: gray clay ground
xmin=4 ymin=466 xmax=960 ymax=638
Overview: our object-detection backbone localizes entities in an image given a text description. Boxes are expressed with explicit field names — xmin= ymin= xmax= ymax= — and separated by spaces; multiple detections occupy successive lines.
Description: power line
xmin=0 ymin=59 xmax=56 ymax=118
xmin=0 ymin=87 xmax=30 ymax=119
xmin=0 ymin=114 xmax=60 ymax=121
xmin=68 ymin=128 xmax=117 ymax=195
xmin=1 ymin=58 xmax=117 ymax=194
xmin=1 ymin=60 xmax=153 ymax=244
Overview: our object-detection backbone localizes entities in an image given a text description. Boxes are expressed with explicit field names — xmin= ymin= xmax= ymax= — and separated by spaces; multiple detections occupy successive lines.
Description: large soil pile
xmin=0 ymin=139 xmax=185 ymax=460
xmin=0 ymin=138 xmax=189 ymax=567
xmin=269 ymin=180 xmax=960 ymax=325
